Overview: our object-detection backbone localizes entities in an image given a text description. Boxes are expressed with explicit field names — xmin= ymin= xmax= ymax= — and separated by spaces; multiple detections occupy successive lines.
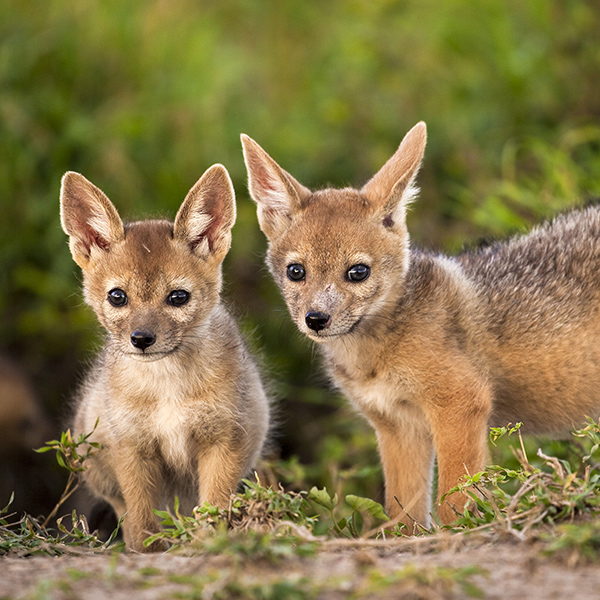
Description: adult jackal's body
xmin=60 ymin=165 xmax=269 ymax=551
xmin=241 ymin=122 xmax=600 ymax=529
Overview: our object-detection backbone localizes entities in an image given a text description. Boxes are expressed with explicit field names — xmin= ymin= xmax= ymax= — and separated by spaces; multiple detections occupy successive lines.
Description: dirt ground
xmin=2 ymin=537 xmax=600 ymax=600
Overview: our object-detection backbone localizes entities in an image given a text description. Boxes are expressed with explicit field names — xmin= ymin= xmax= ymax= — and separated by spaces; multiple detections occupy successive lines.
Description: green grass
xmin=4 ymin=419 xmax=600 ymax=561
xmin=3 ymin=421 xmax=600 ymax=600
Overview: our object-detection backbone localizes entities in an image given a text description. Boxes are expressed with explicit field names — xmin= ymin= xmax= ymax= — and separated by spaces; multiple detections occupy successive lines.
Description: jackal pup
xmin=242 ymin=122 xmax=600 ymax=531
xmin=60 ymin=165 xmax=269 ymax=551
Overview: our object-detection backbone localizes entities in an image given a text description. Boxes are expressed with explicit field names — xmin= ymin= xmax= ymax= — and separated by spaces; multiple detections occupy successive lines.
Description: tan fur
xmin=241 ymin=122 xmax=600 ymax=531
xmin=60 ymin=165 xmax=269 ymax=552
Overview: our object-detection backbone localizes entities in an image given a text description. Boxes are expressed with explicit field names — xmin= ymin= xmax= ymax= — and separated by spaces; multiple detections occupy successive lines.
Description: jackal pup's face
xmin=241 ymin=123 xmax=427 ymax=342
xmin=60 ymin=165 xmax=235 ymax=361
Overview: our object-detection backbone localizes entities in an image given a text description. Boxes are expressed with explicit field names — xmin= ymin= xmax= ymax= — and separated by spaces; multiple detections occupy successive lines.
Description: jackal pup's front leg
xmin=371 ymin=414 xmax=434 ymax=532
xmin=427 ymin=393 xmax=492 ymax=525
xmin=113 ymin=445 xmax=167 ymax=553
xmin=197 ymin=440 xmax=249 ymax=509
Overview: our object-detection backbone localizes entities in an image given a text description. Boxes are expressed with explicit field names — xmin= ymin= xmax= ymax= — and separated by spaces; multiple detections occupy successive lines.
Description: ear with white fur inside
xmin=241 ymin=134 xmax=311 ymax=240
xmin=60 ymin=171 xmax=125 ymax=268
xmin=173 ymin=164 xmax=236 ymax=261
xmin=360 ymin=121 xmax=427 ymax=229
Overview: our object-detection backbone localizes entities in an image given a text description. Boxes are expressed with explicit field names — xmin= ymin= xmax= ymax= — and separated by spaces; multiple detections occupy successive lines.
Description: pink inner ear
xmin=248 ymin=155 xmax=280 ymax=196
xmin=189 ymin=214 xmax=225 ymax=252
xmin=260 ymin=173 xmax=281 ymax=195
xmin=74 ymin=215 xmax=110 ymax=253
xmin=89 ymin=230 xmax=110 ymax=251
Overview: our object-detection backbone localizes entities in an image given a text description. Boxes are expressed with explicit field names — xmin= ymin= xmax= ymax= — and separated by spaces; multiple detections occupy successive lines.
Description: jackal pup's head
xmin=60 ymin=165 xmax=235 ymax=361
xmin=241 ymin=122 xmax=426 ymax=342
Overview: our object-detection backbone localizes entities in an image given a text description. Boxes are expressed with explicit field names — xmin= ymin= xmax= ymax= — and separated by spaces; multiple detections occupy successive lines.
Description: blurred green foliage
xmin=2 ymin=0 xmax=600 ymax=511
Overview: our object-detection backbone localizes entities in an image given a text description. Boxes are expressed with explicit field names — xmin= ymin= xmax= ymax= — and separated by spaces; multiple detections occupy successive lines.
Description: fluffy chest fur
xmin=152 ymin=395 xmax=195 ymax=471
xmin=105 ymin=352 xmax=232 ymax=470
xmin=324 ymin=335 xmax=420 ymax=426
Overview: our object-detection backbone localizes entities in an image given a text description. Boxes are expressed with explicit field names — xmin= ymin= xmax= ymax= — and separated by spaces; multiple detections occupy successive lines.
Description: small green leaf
xmin=153 ymin=509 xmax=172 ymax=519
xmin=55 ymin=452 xmax=67 ymax=469
xmin=1 ymin=491 xmax=15 ymax=514
xmin=104 ymin=515 xmax=126 ymax=548
xmin=308 ymin=487 xmax=337 ymax=510
xmin=345 ymin=495 xmax=388 ymax=520
xmin=143 ymin=533 xmax=163 ymax=548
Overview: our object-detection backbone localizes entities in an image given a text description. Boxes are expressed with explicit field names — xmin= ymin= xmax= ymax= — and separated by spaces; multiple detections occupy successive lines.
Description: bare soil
xmin=2 ymin=537 xmax=599 ymax=599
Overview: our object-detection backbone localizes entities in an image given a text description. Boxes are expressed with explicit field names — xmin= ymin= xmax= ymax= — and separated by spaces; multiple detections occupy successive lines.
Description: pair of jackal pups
xmin=61 ymin=122 xmax=600 ymax=551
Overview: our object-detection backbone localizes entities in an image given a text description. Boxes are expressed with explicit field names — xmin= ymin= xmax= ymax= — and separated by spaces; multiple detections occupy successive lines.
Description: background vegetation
xmin=1 ymin=0 xmax=600 ymax=518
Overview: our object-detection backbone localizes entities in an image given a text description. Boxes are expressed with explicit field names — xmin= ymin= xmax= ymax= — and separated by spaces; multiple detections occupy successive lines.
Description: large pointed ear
xmin=361 ymin=122 xmax=427 ymax=228
xmin=241 ymin=134 xmax=311 ymax=240
xmin=60 ymin=172 xmax=125 ymax=268
xmin=173 ymin=164 xmax=236 ymax=261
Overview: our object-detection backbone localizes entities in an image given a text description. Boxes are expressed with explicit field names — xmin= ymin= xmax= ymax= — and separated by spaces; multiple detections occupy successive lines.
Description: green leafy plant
xmin=0 ymin=493 xmax=123 ymax=556
xmin=307 ymin=486 xmax=388 ymax=538
xmin=573 ymin=416 xmax=600 ymax=462
xmin=443 ymin=419 xmax=600 ymax=539
xmin=144 ymin=477 xmax=319 ymax=558
xmin=489 ymin=422 xmax=523 ymax=446
xmin=0 ymin=422 xmax=123 ymax=556
xmin=34 ymin=419 xmax=102 ymax=526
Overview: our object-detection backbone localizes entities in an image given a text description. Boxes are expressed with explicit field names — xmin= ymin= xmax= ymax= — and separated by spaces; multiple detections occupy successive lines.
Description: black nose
xmin=130 ymin=329 xmax=156 ymax=350
xmin=305 ymin=311 xmax=331 ymax=332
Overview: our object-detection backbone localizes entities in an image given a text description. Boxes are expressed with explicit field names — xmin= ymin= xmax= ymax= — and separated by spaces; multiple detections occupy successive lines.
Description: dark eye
xmin=287 ymin=264 xmax=306 ymax=282
xmin=167 ymin=290 xmax=190 ymax=306
xmin=107 ymin=288 xmax=127 ymax=307
xmin=347 ymin=264 xmax=370 ymax=282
